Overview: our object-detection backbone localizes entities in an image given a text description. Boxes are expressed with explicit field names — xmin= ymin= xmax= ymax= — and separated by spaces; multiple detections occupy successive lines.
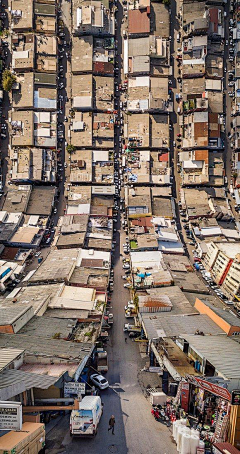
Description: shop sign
xmin=231 ymin=390 xmax=240 ymax=406
xmin=185 ymin=376 xmax=231 ymax=401
xmin=64 ymin=382 xmax=85 ymax=397
xmin=0 ymin=402 xmax=22 ymax=431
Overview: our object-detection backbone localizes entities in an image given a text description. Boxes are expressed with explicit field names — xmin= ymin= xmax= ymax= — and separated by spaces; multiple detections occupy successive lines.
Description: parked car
xmin=90 ymin=374 xmax=109 ymax=390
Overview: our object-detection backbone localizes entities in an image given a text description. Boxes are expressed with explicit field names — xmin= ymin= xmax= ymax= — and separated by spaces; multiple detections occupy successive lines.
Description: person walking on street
xmin=108 ymin=415 xmax=115 ymax=435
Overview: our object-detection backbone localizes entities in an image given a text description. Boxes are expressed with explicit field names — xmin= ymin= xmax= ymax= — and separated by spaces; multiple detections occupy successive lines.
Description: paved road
xmin=46 ymin=214 xmax=177 ymax=454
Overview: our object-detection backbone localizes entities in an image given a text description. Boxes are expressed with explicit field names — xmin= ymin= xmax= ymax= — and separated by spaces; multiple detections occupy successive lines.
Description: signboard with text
xmin=0 ymin=402 xmax=22 ymax=431
xmin=64 ymin=382 xmax=85 ymax=397
xmin=185 ymin=375 xmax=231 ymax=402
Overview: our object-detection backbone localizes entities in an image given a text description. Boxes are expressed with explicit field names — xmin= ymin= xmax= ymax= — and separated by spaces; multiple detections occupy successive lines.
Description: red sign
xmin=181 ymin=382 xmax=190 ymax=412
xmin=186 ymin=376 xmax=231 ymax=402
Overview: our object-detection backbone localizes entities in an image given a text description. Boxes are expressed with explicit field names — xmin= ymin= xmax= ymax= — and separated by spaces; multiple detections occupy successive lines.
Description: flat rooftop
xmin=70 ymin=149 xmax=92 ymax=183
xmin=11 ymin=111 xmax=34 ymax=147
xmin=26 ymin=186 xmax=55 ymax=216
xmin=152 ymin=196 xmax=173 ymax=218
xmin=36 ymin=35 xmax=56 ymax=55
xmin=150 ymin=114 xmax=169 ymax=148
xmin=93 ymin=113 xmax=114 ymax=147
xmin=70 ymin=112 xmax=93 ymax=148
xmin=72 ymin=74 xmax=93 ymax=109
xmin=11 ymin=0 xmax=33 ymax=30
xmin=127 ymin=113 xmax=149 ymax=147
xmin=94 ymin=76 xmax=114 ymax=111
xmin=12 ymin=73 xmax=34 ymax=109
xmin=72 ymin=36 xmax=93 ymax=73
xmin=150 ymin=2 xmax=169 ymax=37
xmin=3 ymin=185 xmax=31 ymax=214
xmin=12 ymin=34 xmax=34 ymax=71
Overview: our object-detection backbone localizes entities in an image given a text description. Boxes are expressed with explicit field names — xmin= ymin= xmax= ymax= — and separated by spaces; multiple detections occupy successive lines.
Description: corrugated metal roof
xmin=0 ymin=333 xmax=92 ymax=362
xmin=0 ymin=348 xmax=24 ymax=372
xmin=0 ymin=305 xmax=33 ymax=325
xmin=142 ymin=313 xmax=225 ymax=340
xmin=0 ymin=369 xmax=59 ymax=400
xmin=19 ymin=316 xmax=77 ymax=339
xmin=182 ymin=334 xmax=240 ymax=379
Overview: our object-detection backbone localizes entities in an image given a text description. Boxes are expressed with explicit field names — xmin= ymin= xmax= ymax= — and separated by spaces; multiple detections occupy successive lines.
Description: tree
xmin=133 ymin=292 xmax=139 ymax=311
xmin=163 ymin=0 xmax=170 ymax=5
xmin=3 ymin=70 xmax=16 ymax=92
xmin=66 ymin=144 xmax=76 ymax=154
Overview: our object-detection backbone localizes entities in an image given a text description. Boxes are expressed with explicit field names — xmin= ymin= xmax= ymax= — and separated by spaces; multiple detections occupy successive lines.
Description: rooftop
xmin=150 ymin=2 xmax=169 ymax=37
xmin=182 ymin=334 xmax=240 ymax=380
xmin=26 ymin=186 xmax=55 ymax=216
xmin=3 ymin=185 xmax=31 ymax=214
xmin=72 ymin=74 xmax=93 ymax=109
xmin=128 ymin=9 xmax=150 ymax=35
xmin=0 ymin=333 xmax=93 ymax=363
xmin=11 ymin=0 xmax=33 ymax=30
xmin=72 ymin=36 xmax=93 ymax=73
xmin=142 ymin=313 xmax=224 ymax=340
xmin=11 ymin=111 xmax=34 ymax=147
xmin=19 ymin=315 xmax=77 ymax=339
xmin=29 ymin=248 xmax=80 ymax=284
xmin=0 ymin=348 xmax=24 ymax=373
xmin=70 ymin=112 xmax=93 ymax=148
xmin=3 ymin=282 xmax=61 ymax=311
xmin=138 ymin=286 xmax=198 ymax=315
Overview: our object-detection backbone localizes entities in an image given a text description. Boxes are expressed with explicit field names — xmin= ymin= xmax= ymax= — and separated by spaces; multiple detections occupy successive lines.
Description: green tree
xmin=66 ymin=144 xmax=76 ymax=154
xmin=163 ymin=0 xmax=170 ymax=5
xmin=133 ymin=293 xmax=139 ymax=311
xmin=3 ymin=70 xmax=16 ymax=92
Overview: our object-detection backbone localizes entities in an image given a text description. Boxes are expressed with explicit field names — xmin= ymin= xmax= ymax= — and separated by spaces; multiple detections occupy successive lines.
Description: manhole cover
xmin=108 ymin=444 xmax=118 ymax=453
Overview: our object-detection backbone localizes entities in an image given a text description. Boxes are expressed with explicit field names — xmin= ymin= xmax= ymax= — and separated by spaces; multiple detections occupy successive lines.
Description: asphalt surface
xmin=46 ymin=214 xmax=177 ymax=454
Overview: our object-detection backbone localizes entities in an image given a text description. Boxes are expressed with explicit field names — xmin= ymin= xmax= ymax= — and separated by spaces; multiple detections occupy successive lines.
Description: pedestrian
xmin=108 ymin=415 xmax=115 ymax=435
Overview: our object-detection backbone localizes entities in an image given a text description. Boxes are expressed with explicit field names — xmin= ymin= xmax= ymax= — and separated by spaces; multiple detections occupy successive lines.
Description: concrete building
xmin=204 ymin=242 xmax=240 ymax=298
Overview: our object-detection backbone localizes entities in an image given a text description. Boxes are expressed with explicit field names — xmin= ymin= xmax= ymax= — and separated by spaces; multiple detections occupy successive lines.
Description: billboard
xmin=0 ymin=402 xmax=22 ymax=431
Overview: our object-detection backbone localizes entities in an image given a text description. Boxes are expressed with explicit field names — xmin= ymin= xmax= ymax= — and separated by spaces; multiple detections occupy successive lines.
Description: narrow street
xmin=46 ymin=214 xmax=177 ymax=454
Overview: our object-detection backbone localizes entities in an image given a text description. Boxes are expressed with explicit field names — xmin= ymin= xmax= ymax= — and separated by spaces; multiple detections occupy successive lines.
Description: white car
xmin=90 ymin=373 xmax=109 ymax=390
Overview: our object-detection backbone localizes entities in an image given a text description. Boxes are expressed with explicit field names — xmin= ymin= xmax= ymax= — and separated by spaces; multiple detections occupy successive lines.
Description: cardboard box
xmin=0 ymin=422 xmax=45 ymax=454
xmin=150 ymin=391 xmax=167 ymax=406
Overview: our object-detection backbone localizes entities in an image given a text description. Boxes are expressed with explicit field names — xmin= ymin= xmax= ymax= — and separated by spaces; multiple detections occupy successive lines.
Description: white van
xmin=70 ymin=396 xmax=103 ymax=438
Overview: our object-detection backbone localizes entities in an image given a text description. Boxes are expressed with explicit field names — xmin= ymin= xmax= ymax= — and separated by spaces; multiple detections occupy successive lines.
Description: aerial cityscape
xmin=0 ymin=0 xmax=240 ymax=453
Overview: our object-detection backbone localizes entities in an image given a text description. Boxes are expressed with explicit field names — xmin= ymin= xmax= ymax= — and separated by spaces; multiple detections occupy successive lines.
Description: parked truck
xmin=96 ymin=349 xmax=108 ymax=373
xmin=125 ymin=303 xmax=137 ymax=318
xmin=70 ymin=396 xmax=102 ymax=438
xmin=123 ymin=323 xmax=141 ymax=334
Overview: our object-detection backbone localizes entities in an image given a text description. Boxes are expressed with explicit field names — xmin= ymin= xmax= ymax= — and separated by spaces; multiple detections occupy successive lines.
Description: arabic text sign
xmin=0 ymin=402 xmax=22 ymax=431
xmin=64 ymin=382 xmax=85 ymax=396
